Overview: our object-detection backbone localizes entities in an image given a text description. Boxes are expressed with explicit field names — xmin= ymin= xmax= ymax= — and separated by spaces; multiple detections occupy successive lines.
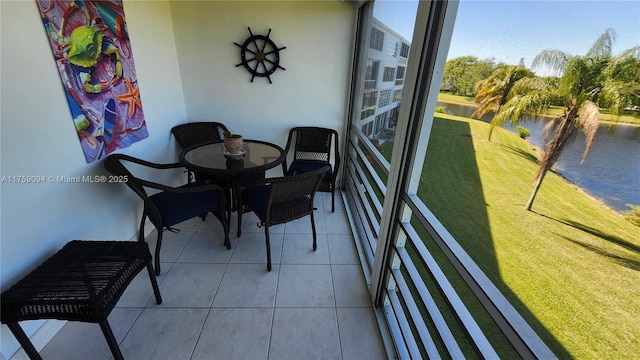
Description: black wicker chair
xmin=283 ymin=127 xmax=340 ymax=212
xmin=171 ymin=122 xmax=229 ymax=183
xmin=104 ymin=154 xmax=230 ymax=275
xmin=240 ymin=166 xmax=329 ymax=271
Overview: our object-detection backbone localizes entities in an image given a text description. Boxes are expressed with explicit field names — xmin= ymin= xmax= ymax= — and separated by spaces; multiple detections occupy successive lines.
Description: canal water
xmin=437 ymin=102 xmax=640 ymax=212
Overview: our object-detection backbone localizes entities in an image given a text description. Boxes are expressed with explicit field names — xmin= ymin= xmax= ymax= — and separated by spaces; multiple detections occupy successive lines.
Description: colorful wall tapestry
xmin=37 ymin=0 xmax=148 ymax=163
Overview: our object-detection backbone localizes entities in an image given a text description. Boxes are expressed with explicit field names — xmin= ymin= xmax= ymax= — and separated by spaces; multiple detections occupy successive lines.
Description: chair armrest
xmin=111 ymin=153 xmax=184 ymax=170
xmin=107 ymin=153 xmax=217 ymax=194
xmin=242 ymin=174 xmax=285 ymax=191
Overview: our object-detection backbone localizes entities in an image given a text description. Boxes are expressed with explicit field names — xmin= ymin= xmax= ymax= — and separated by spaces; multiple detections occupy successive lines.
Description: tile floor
xmin=12 ymin=192 xmax=386 ymax=360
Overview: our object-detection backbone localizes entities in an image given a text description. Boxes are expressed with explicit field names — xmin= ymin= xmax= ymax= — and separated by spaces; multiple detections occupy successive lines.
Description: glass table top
xmin=180 ymin=139 xmax=285 ymax=177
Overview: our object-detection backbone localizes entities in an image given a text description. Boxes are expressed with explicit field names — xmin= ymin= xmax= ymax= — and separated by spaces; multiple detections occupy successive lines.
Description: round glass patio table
xmin=180 ymin=139 xmax=285 ymax=178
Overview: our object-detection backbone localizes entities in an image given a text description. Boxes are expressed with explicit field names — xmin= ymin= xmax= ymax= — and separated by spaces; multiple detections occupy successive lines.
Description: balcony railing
xmin=343 ymin=126 xmax=556 ymax=359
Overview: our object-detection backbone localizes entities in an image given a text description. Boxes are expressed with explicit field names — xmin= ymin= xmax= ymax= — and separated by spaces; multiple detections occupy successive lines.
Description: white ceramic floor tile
xmin=108 ymin=307 xmax=145 ymax=343
xmin=174 ymin=216 xmax=207 ymax=232
xmin=324 ymin=211 xmax=352 ymax=235
xmin=36 ymin=322 xmax=111 ymax=360
xmin=22 ymin=195 xmax=387 ymax=360
xmin=337 ymin=307 xmax=386 ymax=360
xmin=197 ymin=213 xmax=237 ymax=233
xmin=239 ymin=212 xmax=285 ymax=234
xmin=191 ymin=308 xmax=273 ymax=360
xmin=176 ymin=231 xmax=233 ymax=263
xmin=327 ymin=234 xmax=360 ymax=265
xmin=119 ymin=308 xmax=208 ymax=360
xmin=117 ymin=268 xmax=160 ymax=307
xmin=320 ymin=191 xmax=344 ymax=213
xmin=36 ymin=307 xmax=142 ymax=360
xmin=229 ymin=231 xmax=283 ymax=267
xmin=276 ymin=264 xmax=335 ymax=307
xmin=269 ymin=308 xmax=341 ymax=359
xmin=145 ymin=229 xmax=194 ymax=263
xmin=314 ymin=192 xmax=326 ymax=212
xmin=280 ymin=233 xmax=330 ymax=265
xmin=212 ymin=263 xmax=279 ymax=307
xmin=150 ymin=263 xmax=225 ymax=307
xmin=332 ymin=265 xmax=371 ymax=307
xmin=284 ymin=212 xmax=326 ymax=234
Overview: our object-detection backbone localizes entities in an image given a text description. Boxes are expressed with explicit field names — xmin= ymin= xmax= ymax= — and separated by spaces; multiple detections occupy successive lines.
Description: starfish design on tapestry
xmin=116 ymin=77 xmax=142 ymax=116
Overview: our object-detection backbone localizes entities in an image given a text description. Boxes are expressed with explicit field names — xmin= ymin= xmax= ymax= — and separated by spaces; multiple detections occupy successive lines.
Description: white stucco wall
xmin=170 ymin=0 xmax=355 ymax=146
xmin=0 ymin=1 xmax=186 ymax=357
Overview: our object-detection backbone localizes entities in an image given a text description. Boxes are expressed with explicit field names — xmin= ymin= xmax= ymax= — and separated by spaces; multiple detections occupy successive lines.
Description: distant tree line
xmin=441 ymin=56 xmax=497 ymax=97
xmin=441 ymin=51 xmax=640 ymax=114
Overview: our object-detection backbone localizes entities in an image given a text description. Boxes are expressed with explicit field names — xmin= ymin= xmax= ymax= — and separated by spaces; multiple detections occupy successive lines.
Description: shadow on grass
xmin=559 ymin=235 xmax=640 ymax=271
xmin=563 ymin=219 xmax=640 ymax=254
xmin=496 ymin=143 xmax=568 ymax=184
xmin=533 ymin=211 xmax=640 ymax=254
xmin=533 ymin=211 xmax=640 ymax=271
xmin=419 ymin=117 xmax=570 ymax=358
xmin=497 ymin=143 xmax=539 ymax=164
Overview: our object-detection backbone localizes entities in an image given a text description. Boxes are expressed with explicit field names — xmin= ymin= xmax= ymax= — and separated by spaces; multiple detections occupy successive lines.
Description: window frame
xmin=342 ymin=0 xmax=556 ymax=358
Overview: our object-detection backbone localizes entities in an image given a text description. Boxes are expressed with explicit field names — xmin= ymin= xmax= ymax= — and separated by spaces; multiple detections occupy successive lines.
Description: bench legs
xmin=146 ymin=261 xmax=163 ymax=304
xmin=6 ymin=261 xmax=161 ymax=360
xmin=6 ymin=322 xmax=42 ymax=360
xmin=7 ymin=320 xmax=125 ymax=360
xmin=99 ymin=320 xmax=124 ymax=360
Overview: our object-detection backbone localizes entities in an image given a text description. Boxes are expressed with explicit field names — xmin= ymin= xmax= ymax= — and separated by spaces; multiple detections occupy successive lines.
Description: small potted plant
xmin=223 ymin=130 xmax=244 ymax=154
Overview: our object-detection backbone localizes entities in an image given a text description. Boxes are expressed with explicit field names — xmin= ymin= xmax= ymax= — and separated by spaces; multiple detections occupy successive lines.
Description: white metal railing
xmin=344 ymin=135 xmax=557 ymax=358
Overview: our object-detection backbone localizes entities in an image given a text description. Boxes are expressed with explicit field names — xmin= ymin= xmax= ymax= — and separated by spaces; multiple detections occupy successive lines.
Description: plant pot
xmin=223 ymin=136 xmax=243 ymax=154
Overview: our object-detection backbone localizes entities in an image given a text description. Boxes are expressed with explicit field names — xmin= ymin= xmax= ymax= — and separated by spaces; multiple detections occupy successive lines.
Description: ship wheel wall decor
xmin=234 ymin=27 xmax=286 ymax=84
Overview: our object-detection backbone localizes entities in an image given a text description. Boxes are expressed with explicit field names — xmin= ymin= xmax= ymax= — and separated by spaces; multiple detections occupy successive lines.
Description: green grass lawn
xmin=389 ymin=114 xmax=640 ymax=358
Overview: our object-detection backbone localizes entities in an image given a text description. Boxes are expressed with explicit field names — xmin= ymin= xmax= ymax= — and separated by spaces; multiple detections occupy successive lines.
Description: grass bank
xmin=437 ymin=93 xmax=640 ymax=125
xmin=409 ymin=114 xmax=640 ymax=358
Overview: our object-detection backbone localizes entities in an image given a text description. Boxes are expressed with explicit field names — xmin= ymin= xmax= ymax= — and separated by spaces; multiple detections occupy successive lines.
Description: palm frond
xmin=509 ymin=76 xmax=557 ymax=95
xmin=471 ymin=97 xmax=500 ymax=119
xmin=492 ymin=90 xmax=550 ymax=127
xmin=536 ymin=112 xmax=578 ymax=180
xmin=532 ymin=50 xmax=572 ymax=76
xmin=585 ymin=28 xmax=616 ymax=59
xmin=578 ymin=101 xmax=600 ymax=162
xmin=612 ymin=45 xmax=640 ymax=63
xmin=541 ymin=116 xmax=559 ymax=149
xmin=471 ymin=65 xmax=533 ymax=121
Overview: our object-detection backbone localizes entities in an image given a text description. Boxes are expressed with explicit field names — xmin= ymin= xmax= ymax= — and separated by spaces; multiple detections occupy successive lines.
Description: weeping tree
xmin=471 ymin=65 xmax=533 ymax=141
xmin=491 ymin=28 xmax=640 ymax=210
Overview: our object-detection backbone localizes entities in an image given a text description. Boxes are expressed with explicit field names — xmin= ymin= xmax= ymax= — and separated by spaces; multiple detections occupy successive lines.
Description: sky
xmin=374 ymin=0 xmax=640 ymax=74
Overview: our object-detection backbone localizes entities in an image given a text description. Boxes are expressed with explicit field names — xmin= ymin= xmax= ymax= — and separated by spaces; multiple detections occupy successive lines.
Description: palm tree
xmin=471 ymin=65 xmax=533 ymax=141
xmin=491 ymin=28 xmax=639 ymax=210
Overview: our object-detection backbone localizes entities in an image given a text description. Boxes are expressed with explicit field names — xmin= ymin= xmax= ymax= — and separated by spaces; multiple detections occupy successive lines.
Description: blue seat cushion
xmin=241 ymin=184 xmax=271 ymax=222
xmin=149 ymin=183 xmax=220 ymax=227
xmin=288 ymin=160 xmax=333 ymax=180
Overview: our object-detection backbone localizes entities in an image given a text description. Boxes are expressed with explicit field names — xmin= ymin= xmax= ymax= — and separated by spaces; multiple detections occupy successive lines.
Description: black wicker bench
xmin=1 ymin=240 xmax=162 ymax=360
